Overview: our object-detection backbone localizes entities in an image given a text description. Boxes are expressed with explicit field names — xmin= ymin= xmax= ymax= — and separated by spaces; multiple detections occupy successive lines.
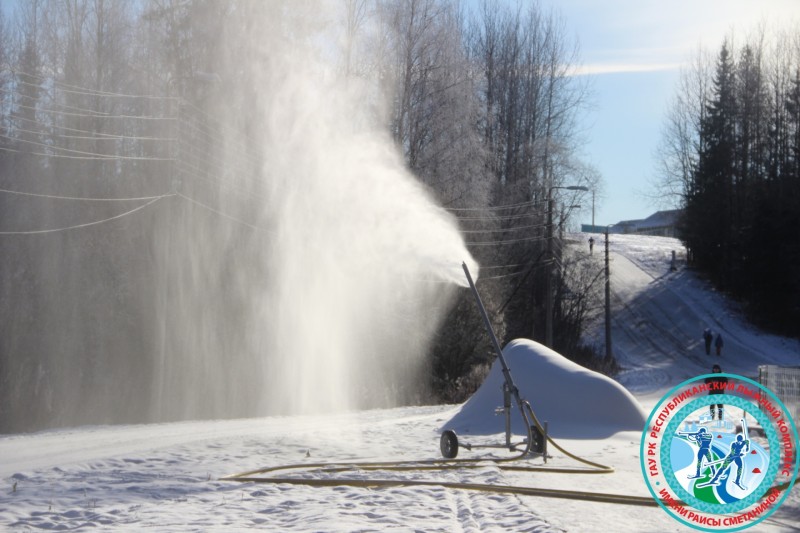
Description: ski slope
xmin=1 ymin=233 xmax=798 ymax=531
xmin=582 ymin=232 xmax=800 ymax=404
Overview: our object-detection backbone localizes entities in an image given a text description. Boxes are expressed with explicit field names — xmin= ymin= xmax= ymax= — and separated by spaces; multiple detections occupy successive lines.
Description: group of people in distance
xmin=703 ymin=327 xmax=724 ymax=356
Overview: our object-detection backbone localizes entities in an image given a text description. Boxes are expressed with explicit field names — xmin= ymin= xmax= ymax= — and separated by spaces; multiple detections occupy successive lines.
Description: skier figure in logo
xmin=682 ymin=427 xmax=716 ymax=479
xmin=706 ymin=433 xmax=750 ymax=490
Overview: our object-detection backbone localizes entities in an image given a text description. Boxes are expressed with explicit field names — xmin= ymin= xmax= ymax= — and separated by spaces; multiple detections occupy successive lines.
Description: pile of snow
xmin=443 ymin=339 xmax=647 ymax=439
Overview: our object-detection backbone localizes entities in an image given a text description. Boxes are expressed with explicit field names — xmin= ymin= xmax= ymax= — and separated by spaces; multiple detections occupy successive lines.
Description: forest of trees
xmin=656 ymin=29 xmax=800 ymax=335
xmin=0 ymin=0 xmax=601 ymax=432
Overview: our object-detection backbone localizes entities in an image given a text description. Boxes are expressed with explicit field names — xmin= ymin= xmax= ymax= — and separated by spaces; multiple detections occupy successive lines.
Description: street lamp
xmin=545 ymin=185 xmax=588 ymax=348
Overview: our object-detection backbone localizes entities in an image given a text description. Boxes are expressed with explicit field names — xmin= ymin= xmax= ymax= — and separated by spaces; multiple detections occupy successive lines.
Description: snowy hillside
xmin=1 ymin=233 xmax=798 ymax=532
xmin=580 ymin=232 xmax=800 ymax=403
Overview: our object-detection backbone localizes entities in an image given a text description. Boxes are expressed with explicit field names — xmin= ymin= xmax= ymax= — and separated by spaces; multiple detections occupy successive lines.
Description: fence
xmin=758 ymin=365 xmax=800 ymax=424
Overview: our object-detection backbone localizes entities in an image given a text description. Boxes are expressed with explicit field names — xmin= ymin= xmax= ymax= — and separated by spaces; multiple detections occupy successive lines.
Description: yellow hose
xmin=223 ymin=416 xmax=653 ymax=506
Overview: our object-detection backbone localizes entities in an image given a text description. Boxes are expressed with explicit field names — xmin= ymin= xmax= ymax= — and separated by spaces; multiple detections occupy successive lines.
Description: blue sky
xmin=534 ymin=0 xmax=800 ymax=226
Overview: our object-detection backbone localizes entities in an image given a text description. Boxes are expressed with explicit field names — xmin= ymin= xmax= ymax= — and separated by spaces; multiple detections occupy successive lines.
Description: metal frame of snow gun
xmin=439 ymin=262 xmax=548 ymax=461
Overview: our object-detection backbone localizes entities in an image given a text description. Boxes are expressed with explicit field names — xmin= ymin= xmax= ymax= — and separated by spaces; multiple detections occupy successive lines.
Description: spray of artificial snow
xmin=151 ymin=1 xmax=477 ymax=421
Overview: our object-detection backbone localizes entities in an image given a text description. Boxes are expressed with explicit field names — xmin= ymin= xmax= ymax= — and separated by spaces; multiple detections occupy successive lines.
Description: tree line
xmin=656 ymin=28 xmax=800 ymax=335
xmin=0 ymin=0 xmax=601 ymax=432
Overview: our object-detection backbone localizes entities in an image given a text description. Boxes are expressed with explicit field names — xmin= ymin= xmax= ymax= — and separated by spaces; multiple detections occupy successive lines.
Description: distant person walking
xmin=703 ymin=328 xmax=713 ymax=355
xmin=715 ymin=333 xmax=724 ymax=356
xmin=588 ymin=237 xmax=595 ymax=254
xmin=705 ymin=364 xmax=728 ymax=420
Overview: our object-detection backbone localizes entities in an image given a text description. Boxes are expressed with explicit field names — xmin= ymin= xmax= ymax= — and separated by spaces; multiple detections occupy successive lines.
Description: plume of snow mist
xmin=254 ymin=8 xmax=477 ymax=415
xmin=153 ymin=1 xmax=478 ymax=421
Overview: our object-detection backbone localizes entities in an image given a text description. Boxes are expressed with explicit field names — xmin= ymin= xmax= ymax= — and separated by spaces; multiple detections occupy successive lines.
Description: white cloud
xmin=573 ymin=61 xmax=684 ymax=77
xmin=551 ymin=0 xmax=800 ymax=75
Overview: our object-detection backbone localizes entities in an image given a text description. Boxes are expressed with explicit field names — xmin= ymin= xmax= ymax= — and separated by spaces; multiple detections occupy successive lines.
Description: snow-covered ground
xmin=581 ymin=233 xmax=800 ymax=407
xmin=2 ymin=233 xmax=799 ymax=531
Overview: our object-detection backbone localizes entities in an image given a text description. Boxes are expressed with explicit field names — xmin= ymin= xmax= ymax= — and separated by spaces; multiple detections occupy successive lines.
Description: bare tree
xmin=466 ymin=1 xmax=591 ymax=349
xmin=650 ymin=47 xmax=713 ymax=209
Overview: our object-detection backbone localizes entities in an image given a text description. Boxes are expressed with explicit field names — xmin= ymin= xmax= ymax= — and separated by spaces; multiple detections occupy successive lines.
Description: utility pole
xmin=545 ymin=193 xmax=554 ymax=347
xmin=604 ymin=228 xmax=612 ymax=361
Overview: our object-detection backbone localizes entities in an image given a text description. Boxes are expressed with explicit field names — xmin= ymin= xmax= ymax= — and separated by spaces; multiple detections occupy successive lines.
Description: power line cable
xmin=178 ymin=125 xmax=260 ymax=176
xmin=177 ymin=137 xmax=258 ymax=185
xmin=12 ymin=70 xmax=177 ymax=100
xmin=0 ymin=145 xmax=167 ymax=161
xmin=0 ymin=86 xmax=112 ymax=117
xmin=456 ymin=211 xmax=543 ymax=222
xmin=178 ymin=114 xmax=263 ymax=169
xmin=11 ymin=101 xmax=173 ymax=121
xmin=175 ymin=152 xmax=264 ymax=199
xmin=459 ymin=222 xmax=547 ymax=234
xmin=0 ymin=134 xmax=173 ymax=161
xmin=11 ymin=122 xmax=175 ymax=143
xmin=180 ymin=99 xmax=267 ymax=158
xmin=176 ymin=191 xmax=266 ymax=232
xmin=6 ymin=76 xmax=264 ymax=188
xmin=466 ymin=235 xmax=549 ymax=246
xmin=0 ymin=194 xmax=170 ymax=235
xmin=446 ymin=198 xmax=548 ymax=212
xmin=9 ymin=113 xmax=173 ymax=141
xmin=0 ymin=187 xmax=170 ymax=202
xmin=0 ymin=145 xmax=166 ymax=161
xmin=176 ymin=164 xmax=270 ymax=205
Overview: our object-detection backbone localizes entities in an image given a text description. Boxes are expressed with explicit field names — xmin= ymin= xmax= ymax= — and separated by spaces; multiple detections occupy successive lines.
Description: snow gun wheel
xmin=440 ymin=430 xmax=459 ymax=459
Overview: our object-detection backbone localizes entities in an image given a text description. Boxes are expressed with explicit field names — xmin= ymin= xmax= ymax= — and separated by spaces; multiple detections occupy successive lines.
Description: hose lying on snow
xmin=222 ymin=426 xmax=657 ymax=508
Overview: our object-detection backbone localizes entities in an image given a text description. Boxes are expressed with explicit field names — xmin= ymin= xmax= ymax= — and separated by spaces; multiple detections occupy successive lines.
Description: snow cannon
xmin=439 ymin=263 xmax=548 ymax=460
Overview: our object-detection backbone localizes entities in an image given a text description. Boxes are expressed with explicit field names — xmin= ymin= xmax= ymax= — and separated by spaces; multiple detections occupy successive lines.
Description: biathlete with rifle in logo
xmin=680 ymin=427 xmax=717 ymax=479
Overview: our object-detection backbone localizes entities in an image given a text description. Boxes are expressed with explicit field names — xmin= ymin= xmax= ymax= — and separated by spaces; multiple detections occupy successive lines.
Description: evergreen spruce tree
xmin=686 ymin=43 xmax=737 ymax=286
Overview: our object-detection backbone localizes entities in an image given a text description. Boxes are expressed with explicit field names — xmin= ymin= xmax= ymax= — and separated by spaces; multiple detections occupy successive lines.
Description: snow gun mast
xmin=438 ymin=262 xmax=547 ymax=460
